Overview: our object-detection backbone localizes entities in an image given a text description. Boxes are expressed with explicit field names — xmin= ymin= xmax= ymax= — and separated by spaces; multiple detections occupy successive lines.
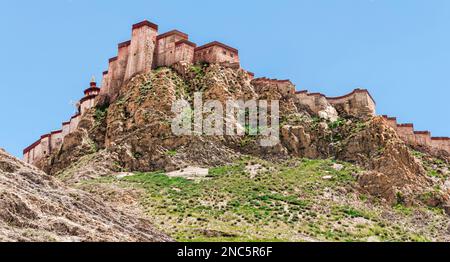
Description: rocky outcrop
xmin=39 ymin=65 xmax=450 ymax=208
xmin=0 ymin=148 xmax=172 ymax=242
xmin=336 ymin=117 xmax=434 ymax=204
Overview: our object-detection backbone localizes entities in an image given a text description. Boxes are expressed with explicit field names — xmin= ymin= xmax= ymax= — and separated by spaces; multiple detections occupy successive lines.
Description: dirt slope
xmin=0 ymin=148 xmax=172 ymax=242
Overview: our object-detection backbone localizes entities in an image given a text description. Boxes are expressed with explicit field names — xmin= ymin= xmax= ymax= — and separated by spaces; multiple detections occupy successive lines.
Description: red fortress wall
xmin=23 ymin=80 xmax=100 ymax=164
xmin=23 ymin=20 xmax=243 ymax=165
xmin=381 ymin=115 xmax=450 ymax=153
xmin=194 ymin=41 xmax=239 ymax=66
xmin=23 ymin=20 xmax=450 ymax=164
xmin=295 ymin=88 xmax=376 ymax=118
xmin=98 ymin=21 xmax=240 ymax=105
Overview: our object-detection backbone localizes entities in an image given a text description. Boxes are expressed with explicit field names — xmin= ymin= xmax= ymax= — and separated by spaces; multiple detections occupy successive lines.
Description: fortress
xmin=23 ymin=20 xmax=450 ymax=164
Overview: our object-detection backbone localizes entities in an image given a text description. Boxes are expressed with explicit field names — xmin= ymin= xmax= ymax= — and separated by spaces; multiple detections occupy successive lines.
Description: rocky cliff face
xmin=0 ymin=148 xmax=172 ymax=242
xmin=38 ymin=64 xmax=450 ymax=212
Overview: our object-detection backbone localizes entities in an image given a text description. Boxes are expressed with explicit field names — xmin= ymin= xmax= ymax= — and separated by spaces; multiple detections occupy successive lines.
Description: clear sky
xmin=1 ymin=0 xmax=450 ymax=157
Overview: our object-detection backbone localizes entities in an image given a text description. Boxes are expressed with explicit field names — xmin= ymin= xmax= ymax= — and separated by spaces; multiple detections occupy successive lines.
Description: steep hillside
xmin=0 ymin=148 xmax=172 ymax=242
xmin=35 ymin=64 xmax=450 ymax=241
xmin=73 ymin=157 xmax=450 ymax=242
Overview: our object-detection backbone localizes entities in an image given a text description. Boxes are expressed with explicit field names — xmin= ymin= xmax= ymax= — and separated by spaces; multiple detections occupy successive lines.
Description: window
xmin=223 ymin=51 xmax=227 ymax=55
xmin=231 ymin=53 xmax=234 ymax=58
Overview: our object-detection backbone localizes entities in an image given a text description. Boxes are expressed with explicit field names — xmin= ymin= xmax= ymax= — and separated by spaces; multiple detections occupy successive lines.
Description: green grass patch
xmin=81 ymin=157 xmax=434 ymax=242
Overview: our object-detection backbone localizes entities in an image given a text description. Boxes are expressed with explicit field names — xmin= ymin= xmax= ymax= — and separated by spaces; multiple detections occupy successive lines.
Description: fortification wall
xmin=62 ymin=122 xmax=70 ymax=137
xmin=326 ymin=89 xmax=376 ymax=117
xmin=112 ymin=41 xmax=130 ymax=101
xmin=414 ymin=131 xmax=432 ymax=147
xmin=33 ymin=143 xmax=41 ymax=162
xmin=23 ymin=78 xmax=99 ymax=164
xmin=431 ymin=138 xmax=450 ymax=153
xmin=107 ymin=57 xmax=119 ymax=98
xmin=80 ymin=95 xmax=97 ymax=115
xmin=23 ymin=20 xmax=450 ymax=164
xmin=194 ymin=42 xmax=239 ymax=65
xmin=97 ymin=70 xmax=111 ymax=105
xmin=295 ymin=91 xmax=327 ymax=114
xmin=381 ymin=115 xmax=449 ymax=153
xmin=174 ymin=40 xmax=196 ymax=65
xmin=50 ymin=131 xmax=63 ymax=150
xmin=396 ymin=124 xmax=415 ymax=144
xmin=23 ymin=139 xmax=40 ymax=163
xmin=95 ymin=21 xmax=242 ymax=104
xmin=247 ymin=71 xmax=255 ymax=80
xmin=24 ymin=151 xmax=29 ymax=163
xmin=29 ymin=144 xmax=37 ymax=163
xmin=156 ymin=30 xmax=189 ymax=67
xmin=69 ymin=113 xmax=81 ymax=133
xmin=385 ymin=117 xmax=398 ymax=130
xmin=40 ymin=135 xmax=51 ymax=156
xmin=124 ymin=21 xmax=158 ymax=81
xmin=296 ymin=91 xmax=340 ymax=121
xmin=252 ymin=78 xmax=296 ymax=98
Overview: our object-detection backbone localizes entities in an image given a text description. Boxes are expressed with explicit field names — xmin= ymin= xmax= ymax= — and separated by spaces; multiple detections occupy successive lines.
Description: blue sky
xmin=1 ymin=0 xmax=450 ymax=157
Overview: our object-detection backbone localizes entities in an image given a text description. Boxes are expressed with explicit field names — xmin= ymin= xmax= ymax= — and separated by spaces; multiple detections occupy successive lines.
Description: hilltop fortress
xmin=23 ymin=20 xmax=450 ymax=164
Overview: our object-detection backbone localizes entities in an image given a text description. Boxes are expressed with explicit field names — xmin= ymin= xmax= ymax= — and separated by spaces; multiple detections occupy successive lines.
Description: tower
xmin=124 ymin=20 xmax=159 ymax=81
